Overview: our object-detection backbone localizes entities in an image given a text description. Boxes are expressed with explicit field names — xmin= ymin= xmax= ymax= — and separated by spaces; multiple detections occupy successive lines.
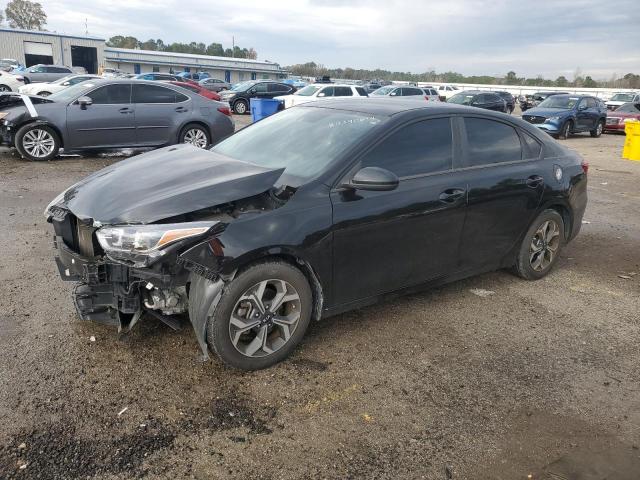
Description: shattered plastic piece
xmin=618 ymin=275 xmax=632 ymax=279
xmin=470 ymin=288 xmax=495 ymax=298
xmin=89 ymin=336 xmax=96 ymax=342
xmin=117 ymin=407 xmax=128 ymax=416
xmin=582 ymin=220 xmax=591 ymax=224
xmin=361 ymin=413 xmax=373 ymax=422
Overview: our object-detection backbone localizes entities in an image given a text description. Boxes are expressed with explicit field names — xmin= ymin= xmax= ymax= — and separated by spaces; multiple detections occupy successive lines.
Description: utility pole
xmin=232 ymin=36 xmax=235 ymax=57
xmin=85 ymin=18 xmax=88 ymax=36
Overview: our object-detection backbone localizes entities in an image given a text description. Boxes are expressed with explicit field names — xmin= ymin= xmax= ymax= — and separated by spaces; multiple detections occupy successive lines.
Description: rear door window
xmin=402 ymin=88 xmax=423 ymax=96
xmin=355 ymin=87 xmax=368 ymax=96
xmin=520 ymin=131 xmax=542 ymax=159
xmin=464 ymin=117 xmax=522 ymax=166
xmin=360 ymin=118 xmax=453 ymax=177
xmin=87 ymin=84 xmax=132 ymax=104
xmin=333 ymin=86 xmax=353 ymax=97
xmin=268 ymin=83 xmax=290 ymax=93
xmin=133 ymin=84 xmax=181 ymax=103
xmin=319 ymin=87 xmax=334 ymax=97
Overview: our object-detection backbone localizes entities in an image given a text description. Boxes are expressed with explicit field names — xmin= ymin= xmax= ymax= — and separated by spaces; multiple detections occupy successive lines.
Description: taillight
xmin=217 ymin=106 xmax=232 ymax=116
xmin=581 ymin=160 xmax=589 ymax=174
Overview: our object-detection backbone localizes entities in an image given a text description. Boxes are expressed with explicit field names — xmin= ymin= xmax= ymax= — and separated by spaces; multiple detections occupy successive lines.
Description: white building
xmin=0 ymin=28 xmax=286 ymax=82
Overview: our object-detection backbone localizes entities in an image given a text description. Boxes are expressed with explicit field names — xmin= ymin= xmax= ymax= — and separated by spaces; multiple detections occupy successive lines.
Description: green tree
xmin=505 ymin=70 xmax=518 ymax=85
xmin=583 ymin=76 xmax=598 ymax=88
xmin=5 ymin=0 xmax=47 ymax=30
xmin=555 ymin=75 xmax=568 ymax=87
xmin=106 ymin=35 xmax=140 ymax=49
xmin=139 ymin=39 xmax=158 ymax=51
xmin=206 ymin=43 xmax=224 ymax=56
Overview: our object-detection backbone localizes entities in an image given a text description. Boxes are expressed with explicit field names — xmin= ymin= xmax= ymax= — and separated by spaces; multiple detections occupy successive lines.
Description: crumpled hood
xmin=523 ymin=107 xmax=572 ymax=118
xmin=53 ymin=144 xmax=285 ymax=225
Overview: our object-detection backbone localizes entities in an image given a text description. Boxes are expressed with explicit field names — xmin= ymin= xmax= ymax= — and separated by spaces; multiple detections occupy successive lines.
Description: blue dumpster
xmin=250 ymin=98 xmax=282 ymax=122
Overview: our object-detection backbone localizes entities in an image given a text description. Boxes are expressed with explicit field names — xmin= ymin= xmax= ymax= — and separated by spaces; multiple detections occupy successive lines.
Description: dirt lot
xmin=0 ymin=114 xmax=639 ymax=480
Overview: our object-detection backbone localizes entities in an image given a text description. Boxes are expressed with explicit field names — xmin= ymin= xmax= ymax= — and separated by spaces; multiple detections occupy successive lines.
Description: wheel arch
xmin=224 ymin=249 xmax=324 ymax=323
xmin=177 ymin=120 xmax=212 ymax=143
xmin=15 ymin=120 xmax=65 ymax=148
xmin=540 ymin=201 xmax=572 ymax=241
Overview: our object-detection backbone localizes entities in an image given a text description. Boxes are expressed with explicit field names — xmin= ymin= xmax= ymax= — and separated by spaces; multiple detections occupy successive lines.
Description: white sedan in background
xmin=0 ymin=70 xmax=26 ymax=92
xmin=18 ymin=74 xmax=101 ymax=97
xmin=276 ymin=83 xmax=368 ymax=109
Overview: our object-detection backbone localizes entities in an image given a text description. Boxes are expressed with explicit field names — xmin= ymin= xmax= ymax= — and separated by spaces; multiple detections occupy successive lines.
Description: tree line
xmin=106 ymin=36 xmax=258 ymax=60
xmin=286 ymin=62 xmax=640 ymax=90
xmin=0 ymin=0 xmax=47 ymax=30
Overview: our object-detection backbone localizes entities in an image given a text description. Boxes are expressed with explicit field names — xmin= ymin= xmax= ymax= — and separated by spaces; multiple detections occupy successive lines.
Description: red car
xmin=605 ymin=102 xmax=640 ymax=133
xmin=169 ymin=81 xmax=221 ymax=101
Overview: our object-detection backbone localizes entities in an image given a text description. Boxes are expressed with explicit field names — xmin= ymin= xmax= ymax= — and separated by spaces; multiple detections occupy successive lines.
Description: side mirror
xmin=62 ymin=82 xmax=70 ymax=86
xmin=579 ymin=104 xmax=588 ymax=111
xmin=348 ymin=167 xmax=399 ymax=192
xmin=317 ymin=92 xmax=326 ymax=97
xmin=77 ymin=96 xmax=92 ymax=109
xmin=390 ymin=91 xmax=398 ymax=96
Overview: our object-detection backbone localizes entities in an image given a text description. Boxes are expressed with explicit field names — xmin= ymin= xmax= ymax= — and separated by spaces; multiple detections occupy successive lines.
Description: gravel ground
xmin=0 ymin=113 xmax=639 ymax=479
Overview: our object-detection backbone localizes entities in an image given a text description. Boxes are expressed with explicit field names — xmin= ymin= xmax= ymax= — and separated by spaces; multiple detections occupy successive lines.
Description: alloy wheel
xmin=183 ymin=128 xmax=208 ymax=148
xmin=228 ymin=279 xmax=302 ymax=358
xmin=22 ymin=129 xmax=55 ymax=159
xmin=235 ymin=101 xmax=247 ymax=114
xmin=529 ymin=220 xmax=561 ymax=271
xmin=596 ymin=122 xmax=603 ymax=136
xmin=0 ymin=85 xmax=9 ymax=92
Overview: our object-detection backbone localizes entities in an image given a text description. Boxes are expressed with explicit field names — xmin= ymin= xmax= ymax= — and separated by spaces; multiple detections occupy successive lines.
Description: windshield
xmin=611 ymin=93 xmax=635 ymax=102
xmin=538 ymin=96 xmax=579 ymax=109
xmin=52 ymin=75 xmax=75 ymax=85
xmin=295 ymin=85 xmax=321 ymax=96
xmin=211 ymin=108 xmax=384 ymax=184
xmin=231 ymin=81 xmax=255 ymax=92
xmin=371 ymin=86 xmax=394 ymax=96
xmin=47 ymin=81 xmax=99 ymax=103
xmin=615 ymin=103 xmax=640 ymax=113
xmin=448 ymin=93 xmax=474 ymax=105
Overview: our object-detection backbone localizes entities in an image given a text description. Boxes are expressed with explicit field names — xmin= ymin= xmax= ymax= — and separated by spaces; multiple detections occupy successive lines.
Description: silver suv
xmin=21 ymin=65 xmax=74 ymax=84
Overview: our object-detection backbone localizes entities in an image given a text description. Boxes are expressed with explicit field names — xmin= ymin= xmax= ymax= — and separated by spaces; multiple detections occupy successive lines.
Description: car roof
xmin=302 ymin=97 xmax=495 ymax=116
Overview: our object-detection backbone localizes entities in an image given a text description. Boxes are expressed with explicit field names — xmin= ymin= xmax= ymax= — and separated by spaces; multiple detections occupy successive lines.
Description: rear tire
xmin=206 ymin=261 xmax=313 ymax=370
xmin=590 ymin=119 xmax=604 ymax=138
xmin=233 ymin=99 xmax=248 ymax=115
xmin=15 ymin=123 xmax=60 ymax=162
xmin=513 ymin=209 xmax=565 ymax=280
xmin=38 ymin=91 xmax=51 ymax=97
xmin=179 ymin=123 xmax=210 ymax=149
xmin=0 ymin=84 xmax=11 ymax=92
xmin=558 ymin=120 xmax=573 ymax=140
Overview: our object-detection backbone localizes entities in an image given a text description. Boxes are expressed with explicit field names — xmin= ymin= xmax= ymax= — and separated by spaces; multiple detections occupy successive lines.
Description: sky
xmin=34 ymin=0 xmax=640 ymax=79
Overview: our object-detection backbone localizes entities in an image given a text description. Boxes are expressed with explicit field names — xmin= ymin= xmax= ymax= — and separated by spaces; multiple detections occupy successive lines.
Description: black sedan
xmin=448 ymin=90 xmax=508 ymax=112
xmin=45 ymin=99 xmax=588 ymax=370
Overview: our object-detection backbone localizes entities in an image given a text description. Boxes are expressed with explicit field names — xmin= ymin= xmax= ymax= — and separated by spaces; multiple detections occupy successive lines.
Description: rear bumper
xmin=0 ymin=124 xmax=14 ymax=146
xmin=604 ymin=122 xmax=625 ymax=131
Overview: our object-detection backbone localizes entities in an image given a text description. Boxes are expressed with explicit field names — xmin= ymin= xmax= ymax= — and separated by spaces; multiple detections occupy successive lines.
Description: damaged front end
xmin=45 ymin=145 xmax=291 ymax=357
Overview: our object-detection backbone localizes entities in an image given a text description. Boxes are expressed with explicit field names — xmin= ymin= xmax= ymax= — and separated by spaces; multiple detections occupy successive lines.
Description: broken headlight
xmin=96 ymin=221 xmax=218 ymax=267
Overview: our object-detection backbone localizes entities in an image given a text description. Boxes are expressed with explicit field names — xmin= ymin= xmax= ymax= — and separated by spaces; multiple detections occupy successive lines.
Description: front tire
xmin=233 ymin=99 xmax=248 ymax=115
xmin=558 ymin=120 xmax=573 ymax=140
xmin=179 ymin=123 xmax=210 ymax=149
xmin=513 ymin=209 xmax=565 ymax=280
xmin=15 ymin=123 xmax=60 ymax=161
xmin=38 ymin=91 xmax=51 ymax=97
xmin=206 ymin=261 xmax=313 ymax=370
xmin=590 ymin=119 xmax=604 ymax=138
xmin=0 ymin=84 xmax=11 ymax=92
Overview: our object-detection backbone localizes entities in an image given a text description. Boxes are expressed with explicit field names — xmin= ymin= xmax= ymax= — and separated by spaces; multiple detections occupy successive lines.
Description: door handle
xmin=439 ymin=188 xmax=466 ymax=203
xmin=526 ymin=175 xmax=544 ymax=188
xmin=119 ymin=107 xmax=133 ymax=114
xmin=175 ymin=107 xmax=188 ymax=113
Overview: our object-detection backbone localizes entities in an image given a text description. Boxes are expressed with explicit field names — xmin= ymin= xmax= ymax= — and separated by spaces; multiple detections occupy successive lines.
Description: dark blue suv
xmin=522 ymin=94 xmax=607 ymax=139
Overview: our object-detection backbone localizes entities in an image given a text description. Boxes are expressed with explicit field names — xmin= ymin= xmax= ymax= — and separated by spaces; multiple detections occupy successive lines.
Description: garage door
xmin=24 ymin=42 xmax=53 ymax=56
xmin=24 ymin=41 xmax=54 ymax=67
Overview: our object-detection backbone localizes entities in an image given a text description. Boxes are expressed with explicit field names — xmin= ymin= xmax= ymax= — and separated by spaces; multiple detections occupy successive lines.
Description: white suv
xmin=437 ymin=84 xmax=460 ymax=100
xmin=606 ymin=92 xmax=640 ymax=111
xmin=276 ymin=83 xmax=368 ymax=109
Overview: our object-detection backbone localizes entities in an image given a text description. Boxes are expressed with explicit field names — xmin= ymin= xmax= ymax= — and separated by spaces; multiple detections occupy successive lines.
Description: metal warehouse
xmin=0 ymin=28 xmax=286 ymax=81
xmin=0 ymin=28 xmax=104 ymax=74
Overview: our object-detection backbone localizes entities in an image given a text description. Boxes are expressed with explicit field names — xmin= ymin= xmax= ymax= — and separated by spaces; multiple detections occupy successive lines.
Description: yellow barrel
xmin=623 ymin=120 xmax=640 ymax=161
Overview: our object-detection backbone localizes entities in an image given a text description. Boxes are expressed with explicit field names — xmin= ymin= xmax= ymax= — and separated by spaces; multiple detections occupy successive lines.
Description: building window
xmin=184 ymin=67 xmax=190 ymax=72
xmin=251 ymin=72 xmax=257 ymax=80
xmin=225 ymin=70 xmax=231 ymax=83
xmin=262 ymin=74 xmax=269 ymax=79
xmin=134 ymin=63 xmax=141 ymax=74
xmin=152 ymin=65 xmax=159 ymax=72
